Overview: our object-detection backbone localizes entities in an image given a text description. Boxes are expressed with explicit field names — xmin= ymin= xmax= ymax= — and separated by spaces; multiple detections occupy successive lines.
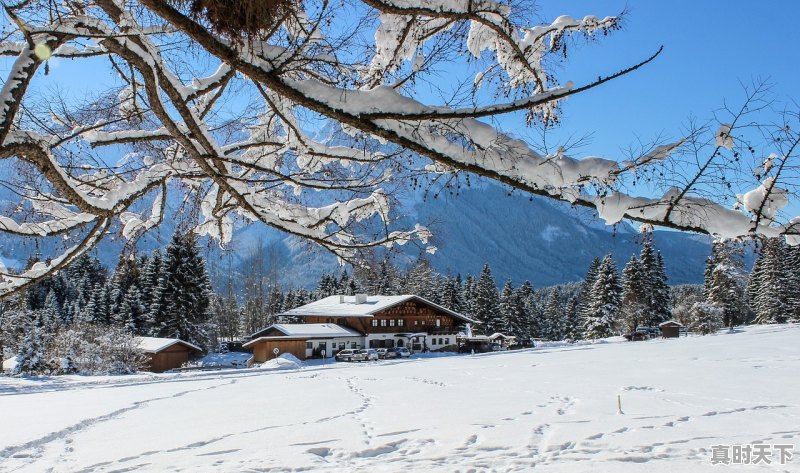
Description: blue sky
xmin=532 ymin=1 xmax=799 ymax=159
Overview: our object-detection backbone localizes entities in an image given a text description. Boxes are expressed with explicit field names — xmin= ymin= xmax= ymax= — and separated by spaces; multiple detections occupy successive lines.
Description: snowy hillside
xmin=2 ymin=324 xmax=798 ymax=472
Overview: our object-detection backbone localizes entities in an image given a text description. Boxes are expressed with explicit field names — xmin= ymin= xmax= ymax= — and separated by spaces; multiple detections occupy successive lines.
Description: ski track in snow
xmin=1 ymin=324 xmax=800 ymax=472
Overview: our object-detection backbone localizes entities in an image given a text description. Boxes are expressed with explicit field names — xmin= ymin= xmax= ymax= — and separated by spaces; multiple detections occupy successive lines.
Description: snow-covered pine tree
xmin=139 ymin=250 xmax=162 ymax=316
xmin=511 ymin=281 xmax=534 ymax=341
xmin=564 ymin=296 xmax=582 ymax=341
xmin=786 ymin=244 xmax=800 ymax=322
xmin=650 ymin=252 xmax=671 ymax=325
xmin=374 ymin=259 xmax=398 ymax=296
xmin=14 ymin=318 xmax=47 ymax=375
xmin=473 ymin=264 xmax=501 ymax=335
xmin=405 ymin=256 xmax=437 ymax=301
xmin=583 ymin=255 xmax=621 ymax=339
xmin=579 ymin=257 xmax=601 ymax=320
xmin=752 ymin=238 xmax=791 ymax=324
xmin=461 ymin=274 xmax=477 ymax=320
xmin=543 ymin=287 xmax=564 ymax=341
xmin=620 ymin=255 xmax=647 ymax=332
xmin=498 ymin=280 xmax=517 ymax=335
xmin=149 ymin=233 xmax=213 ymax=349
xmin=638 ymin=237 xmax=670 ymax=326
xmin=439 ymin=274 xmax=464 ymax=314
xmin=704 ymin=241 xmax=748 ymax=327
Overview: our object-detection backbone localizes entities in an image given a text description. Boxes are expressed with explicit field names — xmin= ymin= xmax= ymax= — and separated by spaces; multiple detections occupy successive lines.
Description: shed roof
xmin=136 ymin=337 xmax=203 ymax=354
xmin=658 ymin=320 xmax=685 ymax=327
xmin=244 ymin=324 xmax=362 ymax=349
xmin=279 ymin=294 xmax=476 ymax=323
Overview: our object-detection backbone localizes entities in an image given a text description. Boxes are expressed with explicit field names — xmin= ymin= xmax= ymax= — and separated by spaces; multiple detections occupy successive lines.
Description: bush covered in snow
xmin=688 ymin=303 xmax=724 ymax=336
xmin=9 ymin=322 xmax=147 ymax=376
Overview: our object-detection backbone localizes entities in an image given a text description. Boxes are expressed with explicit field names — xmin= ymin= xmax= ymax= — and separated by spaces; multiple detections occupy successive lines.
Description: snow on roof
xmin=270 ymin=323 xmax=362 ymax=338
xmin=658 ymin=320 xmax=685 ymax=327
xmin=488 ymin=333 xmax=515 ymax=339
xmin=279 ymin=294 xmax=476 ymax=323
xmin=244 ymin=324 xmax=362 ymax=348
xmin=136 ymin=337 xmax=202 ymax=354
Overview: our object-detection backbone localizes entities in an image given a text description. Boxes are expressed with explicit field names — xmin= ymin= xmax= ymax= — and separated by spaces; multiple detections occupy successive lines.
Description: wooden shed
xmin=137 ymin=337 xmax=203 ymax=372
xmin=658 ymin=320 xmax=684 ymax=339
xmin=245 ymin=323 xmax=363 ymax=361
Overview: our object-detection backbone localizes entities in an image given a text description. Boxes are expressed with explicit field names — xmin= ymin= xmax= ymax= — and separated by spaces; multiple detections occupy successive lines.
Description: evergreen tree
xmin=140 ymin=250 xmax=162 ymax=316
xmin=583 ymin=255 xmax=621 ymax=339
xmin=473 ymin=264 xmax=500 ymax=334
xmin=404 ymin=256 xmax=437 ymax=300
xmin=543 ymin=287 xmax=564 ymax=340
xmin=14 ymin=318 xmax=47 ymax=375
xmin=498 ymin=280 xmax=516 ymax=335
xmin=751 ymin=238 xmax=791 ymax=324
xmin=704 ymin=241 xmax=747 ymax=327
xmin=149 ymin=233 xmax=213 ymax=348
xmin=620 ymin=255 xmax=648 ymax=332
xmin=579 ymin=257 xmax=601 ymax=320
xmin=639 ymin=237 xmax=670 ymax=325
xmin=785 ymin=244 xmax=800 ymax=322
xmin=564 ymin=296 xmax=582 ymax=340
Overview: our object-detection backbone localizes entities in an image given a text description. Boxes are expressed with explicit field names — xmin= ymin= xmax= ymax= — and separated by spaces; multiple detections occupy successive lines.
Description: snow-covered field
xmin=1 ymin=325 xmax=799 ymax=472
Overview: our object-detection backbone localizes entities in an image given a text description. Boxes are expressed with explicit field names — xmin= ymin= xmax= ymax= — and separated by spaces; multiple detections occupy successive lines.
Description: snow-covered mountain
xmin=403 ymin=182 xmax=715 ymax=286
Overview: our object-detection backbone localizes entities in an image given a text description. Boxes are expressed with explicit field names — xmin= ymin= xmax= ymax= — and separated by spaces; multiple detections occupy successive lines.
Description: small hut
xmin=137 ymin=337 xmax=203 ymax=372
xmin=658 ymin=320 xmax=684 ymax=339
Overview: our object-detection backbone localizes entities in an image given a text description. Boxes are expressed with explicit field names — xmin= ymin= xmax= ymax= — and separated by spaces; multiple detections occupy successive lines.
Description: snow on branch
xmin=0 ymin=0 xmax=796 ymax=295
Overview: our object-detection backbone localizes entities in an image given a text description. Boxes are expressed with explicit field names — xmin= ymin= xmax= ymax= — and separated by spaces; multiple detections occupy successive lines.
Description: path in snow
xmin=1 ymin=324 xmax=799 ymax=472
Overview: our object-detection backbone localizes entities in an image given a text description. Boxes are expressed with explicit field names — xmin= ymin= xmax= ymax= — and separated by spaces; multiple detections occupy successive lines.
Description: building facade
xmin=245 ymin=295 xmax=475 ymax=361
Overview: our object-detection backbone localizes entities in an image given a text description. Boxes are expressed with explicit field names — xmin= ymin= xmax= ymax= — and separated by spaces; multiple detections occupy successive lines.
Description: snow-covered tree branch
xmin=0 ymin=0 xmax=797 ymax=295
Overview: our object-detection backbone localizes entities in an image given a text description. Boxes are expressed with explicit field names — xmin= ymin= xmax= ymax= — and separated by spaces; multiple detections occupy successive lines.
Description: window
xmin=380 ymin=319 xmax=387 ymax=327
xmin=439 ymin=338 xmax=444 ymax=345
xmin=436 ymin=319 xmax=441 ymax=327
xmin=306 ymin=342 xmax=312 ymax=349
xmin=372 ymin=320 xmax=378 ymax=327
xmin=389 ymin=319 xmax=396 ymax=327
xmin=445 ymin=338 xmax=450 ymax=345
xmin=351 ymin=341 xmax=357 ymax=348
xmin=414 ymin=320 xmax=418 ymax=326
xmin=339 ymin=342 xmax=345 ymax=350
xmin=431 ymin=338 xmax=436 ymax=345
xmin=398 ymin=320 xmax=404 ymax=327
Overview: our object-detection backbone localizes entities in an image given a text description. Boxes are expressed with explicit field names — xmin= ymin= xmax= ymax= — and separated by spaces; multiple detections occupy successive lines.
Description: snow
xmin=280 ymin=294 xmax=475 ymax=323
xmin=715 ymin=123 xmax=735 ymax=150
xmin=252 ymin=323 xmax=363 ymax=338
xmin=1 ymin=324 xmax=798 ymax=472
xmin=257 ymin=353 xmax=305 ymax=371
xmin=135 ymin=337 xmax=202 ymax=354
xmin=2 ymin=355 xmax=16 ymax=373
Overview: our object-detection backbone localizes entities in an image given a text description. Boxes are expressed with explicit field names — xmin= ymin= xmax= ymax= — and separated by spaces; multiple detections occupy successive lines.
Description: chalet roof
xmin=252 ymin=323 xmax=362 ymax=339
xmin=278 ymin=294 xmax=477 ymax=323
xmin=136 ymin=337 xmax=203 ymax=354
xmin=658 ymin=320 xmax=685 ymax=327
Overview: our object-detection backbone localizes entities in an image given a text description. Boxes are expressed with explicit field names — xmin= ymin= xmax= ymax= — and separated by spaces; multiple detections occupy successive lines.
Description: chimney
xmin=355 ymin=294 xmax=368 ymax=304
xmin=339 ymin=295 xmax=345 ymax=303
